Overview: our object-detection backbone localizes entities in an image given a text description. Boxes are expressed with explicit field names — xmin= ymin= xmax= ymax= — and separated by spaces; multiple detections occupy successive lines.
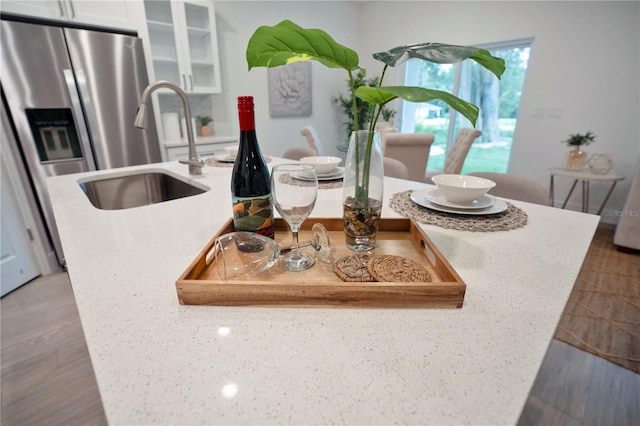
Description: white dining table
xmin=47 ymin=158 xmax=599 ymax=425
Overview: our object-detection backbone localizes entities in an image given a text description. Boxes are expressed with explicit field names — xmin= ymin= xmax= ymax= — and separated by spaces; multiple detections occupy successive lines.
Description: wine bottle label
xmin=232 ymin=194 xmax=274 ymax=238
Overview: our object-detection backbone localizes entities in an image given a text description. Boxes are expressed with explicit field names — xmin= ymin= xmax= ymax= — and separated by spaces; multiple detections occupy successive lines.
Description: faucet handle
xmin=179 ymin=158 xmax=205 ymax=166
xmin=179 ymin=158 xmax=205 ymax=176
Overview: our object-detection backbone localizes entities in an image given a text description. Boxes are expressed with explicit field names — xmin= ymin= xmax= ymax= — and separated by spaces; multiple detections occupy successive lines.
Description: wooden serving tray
xmin=176 ymin=218 xmax=465 ymax=308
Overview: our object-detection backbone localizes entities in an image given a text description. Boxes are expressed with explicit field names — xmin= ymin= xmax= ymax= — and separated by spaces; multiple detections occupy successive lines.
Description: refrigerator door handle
xmin=63 ymin=69 xmax=97 ymax=171
xmin=66 ymin=0 xmax=76 ymax=18
xmin=182 ymin=74 xmax=188 ymax=90
xmin=189 ymin=75 xmax=194 ymax=91
xmin=57 ymin=0 xmax=65 ymax=17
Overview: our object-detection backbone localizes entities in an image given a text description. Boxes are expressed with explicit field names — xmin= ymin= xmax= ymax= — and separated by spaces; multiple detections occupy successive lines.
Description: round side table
xmin=549 ymin=168 xmax=625 ymax=215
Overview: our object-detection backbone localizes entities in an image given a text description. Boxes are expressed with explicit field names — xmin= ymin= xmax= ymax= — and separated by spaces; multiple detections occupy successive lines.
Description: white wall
xmin=214 ymin=1 xmax=639 ymax=222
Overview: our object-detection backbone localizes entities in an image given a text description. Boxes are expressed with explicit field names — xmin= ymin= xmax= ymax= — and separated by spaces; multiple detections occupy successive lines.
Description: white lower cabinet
xmin=164 ymin=137 xmax=237 ymax=161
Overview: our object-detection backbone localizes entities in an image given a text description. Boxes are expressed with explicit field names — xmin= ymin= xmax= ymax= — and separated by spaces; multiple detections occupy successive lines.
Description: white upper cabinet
xmin=1 ymin=1 xmax=135 ymax=31
xmin=1 ymin=1 xmax=59 ymax=18
xmin=142 ymin=0 xmax=222 ymax=94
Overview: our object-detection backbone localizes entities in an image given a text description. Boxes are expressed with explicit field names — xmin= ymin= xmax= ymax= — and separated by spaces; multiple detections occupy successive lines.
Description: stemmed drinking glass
xmin=212 ymin=224 xmax=331 ymax=280
xmin=271 ymin=163 xmax=318 ymax=271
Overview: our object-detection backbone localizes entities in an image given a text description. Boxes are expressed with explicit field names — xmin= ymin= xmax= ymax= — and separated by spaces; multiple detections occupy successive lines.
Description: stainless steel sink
xmin=79 ymin=170 xmax=209 ymax=210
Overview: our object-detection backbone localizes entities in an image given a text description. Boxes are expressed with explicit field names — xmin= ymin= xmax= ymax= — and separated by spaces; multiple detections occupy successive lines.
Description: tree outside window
xmin=401 ymin=39 xmax=532 ymax=174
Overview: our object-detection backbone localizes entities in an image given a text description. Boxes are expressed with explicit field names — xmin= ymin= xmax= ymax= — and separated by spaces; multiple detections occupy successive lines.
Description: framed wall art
xmin=268 ymin=62 xmax=312 ymax=117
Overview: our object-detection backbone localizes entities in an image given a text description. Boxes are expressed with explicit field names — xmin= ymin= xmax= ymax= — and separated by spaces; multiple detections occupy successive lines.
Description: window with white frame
xmin=400 ymin=38 xmax=533 ymax=174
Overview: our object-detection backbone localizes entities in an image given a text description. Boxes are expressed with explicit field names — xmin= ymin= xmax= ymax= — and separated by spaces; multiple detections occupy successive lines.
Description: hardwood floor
xmin=519 ymin=340 xmax=640 ymax=425
xmin=518 ymin=224 xmax=640 ymax=426
xmin=1 ymin=224 xmax=638 ymax=425
xmin=1 ymin=272 xmax=107 ymax=426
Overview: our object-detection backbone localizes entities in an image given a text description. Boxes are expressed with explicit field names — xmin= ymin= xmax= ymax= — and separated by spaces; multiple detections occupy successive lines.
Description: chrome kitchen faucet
xmin=134 ymin=81 xmax=204 ymax=175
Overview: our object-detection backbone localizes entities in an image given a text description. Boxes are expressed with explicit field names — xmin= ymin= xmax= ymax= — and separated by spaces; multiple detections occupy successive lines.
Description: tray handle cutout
xmin=419 ymin=238 xmax=437 ymax=266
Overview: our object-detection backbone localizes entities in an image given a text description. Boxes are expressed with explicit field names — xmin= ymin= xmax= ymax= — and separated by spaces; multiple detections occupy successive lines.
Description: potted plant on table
xmin=563 ymin=131 xmax=595 ymax=171
xmin=196 ymin=116 xmax=213 ymax=137
xmin=246 ymin=20 xmax=505 ymax=250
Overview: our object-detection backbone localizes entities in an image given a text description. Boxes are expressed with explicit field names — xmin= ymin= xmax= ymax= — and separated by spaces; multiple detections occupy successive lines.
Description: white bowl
xmin=432 ymin=174 xmax=496 ymax=204
xmin=299 ymin=156 xmax=342 ymax=174
xmin=224 ymin=146 xmax=238 ymax=159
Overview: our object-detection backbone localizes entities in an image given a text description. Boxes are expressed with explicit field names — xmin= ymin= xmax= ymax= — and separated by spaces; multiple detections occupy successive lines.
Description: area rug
xmin=554 ymin=225 xmax=640 ymax=373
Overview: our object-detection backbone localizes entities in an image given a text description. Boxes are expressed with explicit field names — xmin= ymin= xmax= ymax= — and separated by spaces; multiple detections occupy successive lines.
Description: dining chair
xmin=300 ymin=126 xmax=325 ymax=156
xmin=282 ymin=146 xmax=318 ymax=161
xmin=383 ymin=157 xmax=410 ymax=180
xmin=466 ymin=172 xmax=551 ymax=205
xmin=383 ymin=132 xmax=435 ymax=182
xmin=378 ymin=127 xmax=396 ymax=150
xmin=425 ymin=128 xmax=482 ymax=182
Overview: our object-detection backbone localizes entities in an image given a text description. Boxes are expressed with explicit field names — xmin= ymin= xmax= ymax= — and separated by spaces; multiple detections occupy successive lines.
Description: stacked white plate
xmin=213 ymin=154 xmax=236 ymax=163
xmin=293 ymin=167 xmax=344 ymax=181
xmin=410 ymin=189 xmax=507 ymax=215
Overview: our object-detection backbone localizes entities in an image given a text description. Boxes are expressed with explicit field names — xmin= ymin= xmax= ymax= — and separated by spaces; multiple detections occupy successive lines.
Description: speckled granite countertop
xmin=47 ymin=159 xmax=598 ymax=425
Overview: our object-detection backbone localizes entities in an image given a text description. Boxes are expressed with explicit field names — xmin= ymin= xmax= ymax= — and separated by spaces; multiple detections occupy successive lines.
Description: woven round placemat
xmin=205 ymin=156 xmax=272 ymax=168
xmin=389 ymin=190 xmax=528 ymax=232
xmin=367 ymin=255 xmax=431 ymax=282
xmin=333 ymin=253 xmax=375 ymax=282
xmin=280 ymin=173 xmax=343 ymax=190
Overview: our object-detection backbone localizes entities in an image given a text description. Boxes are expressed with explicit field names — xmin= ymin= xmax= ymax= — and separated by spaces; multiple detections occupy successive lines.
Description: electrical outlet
xmin=532 ymin=108 xmax=546 ymax=118
xmin=548 ymin=108 xmax=563 ymax=119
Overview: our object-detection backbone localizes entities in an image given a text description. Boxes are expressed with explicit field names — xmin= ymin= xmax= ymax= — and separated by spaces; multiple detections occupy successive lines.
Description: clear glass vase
xmin=342 ymin=130 xmax=384 ymax=251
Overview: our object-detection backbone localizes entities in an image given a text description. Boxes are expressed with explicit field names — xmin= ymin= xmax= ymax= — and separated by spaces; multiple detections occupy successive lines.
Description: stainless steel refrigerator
xmin=1 ymin=16 xmax=161 ymax=267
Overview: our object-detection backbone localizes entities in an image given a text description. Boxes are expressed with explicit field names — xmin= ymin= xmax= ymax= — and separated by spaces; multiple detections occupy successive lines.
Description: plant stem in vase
xmin=343 ymin=130 xmax=384 ymax=251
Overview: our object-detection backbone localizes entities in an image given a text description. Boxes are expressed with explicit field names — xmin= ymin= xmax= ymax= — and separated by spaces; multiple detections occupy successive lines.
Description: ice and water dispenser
xmin=25 ymin=108 xmax=83 ymax=163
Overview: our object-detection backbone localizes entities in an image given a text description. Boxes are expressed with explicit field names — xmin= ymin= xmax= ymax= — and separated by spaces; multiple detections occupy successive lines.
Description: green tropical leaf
xmin=372 ymin=42 xmax=505 ymax=79
xmin=246 ymin=20 xmax=359 ymax=71
xmin=468 ymin=49 xmax=506 ymax=79
xmin=356 ymin=86 xmax=479 ymax=126
xmin=354 ymin=86 xmax=398 ymax=105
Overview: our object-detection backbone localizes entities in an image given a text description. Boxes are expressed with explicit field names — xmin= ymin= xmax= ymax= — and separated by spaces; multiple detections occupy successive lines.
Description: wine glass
xmin=271 ymin=163 xmax=318 ymax=271
xmin=212 ymin=223 xmax=331 ymax=280
xmin=279 ymin=222 xmax=331 ymax=264
xmin=212 ymin=232 xmax=280 ymax=280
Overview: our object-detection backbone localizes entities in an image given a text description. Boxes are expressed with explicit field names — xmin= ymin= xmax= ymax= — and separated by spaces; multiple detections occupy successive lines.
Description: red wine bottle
xmin=231 ymin=96 xmax=274 ymax=238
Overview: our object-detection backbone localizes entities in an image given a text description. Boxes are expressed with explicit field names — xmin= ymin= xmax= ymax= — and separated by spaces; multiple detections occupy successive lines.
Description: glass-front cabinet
xmin=143 ymin=0 xmax=221 ymax=94
xmin=135 ymin=0 xmax=233 ymax=161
